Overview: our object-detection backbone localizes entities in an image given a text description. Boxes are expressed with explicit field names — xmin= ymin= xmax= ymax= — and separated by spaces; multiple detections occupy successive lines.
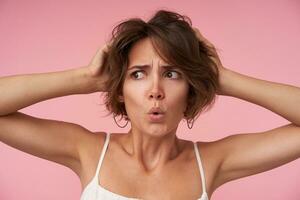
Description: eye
xmin=130 ymin=70 xmax=145 ymax=79
xmin=165 ymin=71 xmax=181 ymax=79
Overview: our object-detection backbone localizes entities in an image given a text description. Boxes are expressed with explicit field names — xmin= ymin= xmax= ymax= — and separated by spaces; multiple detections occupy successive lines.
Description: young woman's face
xmin=122 ymin=38 xmax=189 ymax=136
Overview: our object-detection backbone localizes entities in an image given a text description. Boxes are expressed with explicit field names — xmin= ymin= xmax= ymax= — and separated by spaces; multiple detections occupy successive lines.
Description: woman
xmin=0 ymin=10 xmax=299 ymax=200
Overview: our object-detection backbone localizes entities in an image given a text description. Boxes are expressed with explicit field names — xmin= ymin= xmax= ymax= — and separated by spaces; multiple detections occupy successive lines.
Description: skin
xmin=69 ymin=31 xmax=300 ymax=199
xmin=0 ymin=27 xmax=300 ymax=199
xmin=78 ymin=37 xmax=206 ymax=199
xmin=119 ymin=37 xmax=190 ymax=172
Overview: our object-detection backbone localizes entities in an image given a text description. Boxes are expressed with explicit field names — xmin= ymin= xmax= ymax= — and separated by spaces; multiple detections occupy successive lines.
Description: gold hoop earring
xmin=187 ymin=118 xmax=194 ymax=129
xmin=113 ymin=114 xmax=128 ymax=128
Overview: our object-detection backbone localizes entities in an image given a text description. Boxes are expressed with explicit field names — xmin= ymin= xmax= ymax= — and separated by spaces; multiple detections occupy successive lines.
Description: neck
xmin=123 ymin=127 xmax=186 ymax=173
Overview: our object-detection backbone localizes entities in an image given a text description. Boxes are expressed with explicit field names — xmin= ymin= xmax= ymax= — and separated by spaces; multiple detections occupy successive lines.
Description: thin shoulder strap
xmin=95 ymin=132 xmax=110 ymax=178
xmin=193 ymin=142 xmax=207 ymax=193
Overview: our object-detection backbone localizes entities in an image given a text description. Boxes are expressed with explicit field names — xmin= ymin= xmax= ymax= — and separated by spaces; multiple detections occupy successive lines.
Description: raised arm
xmin=0 ymin=67 xmax=96 ymax=115
xmin=213 ymin=68 xmax=300 ymax=187
xmin=193 ymin=28 xmax=300 ymax=189
xmin=0 ymin=44 xmax=110 ymax=175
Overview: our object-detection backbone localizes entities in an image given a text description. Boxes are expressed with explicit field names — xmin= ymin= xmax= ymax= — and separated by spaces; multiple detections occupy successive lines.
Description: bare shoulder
xmin=194 ymin=138 xmax=230 ymax=194
xmin=76 ymin=131 xmax=107 ymax=186
xmin=77 ymin=131 xmax=106 ymax=169
xmin=0 ymin=111 xmax=106 ymax=177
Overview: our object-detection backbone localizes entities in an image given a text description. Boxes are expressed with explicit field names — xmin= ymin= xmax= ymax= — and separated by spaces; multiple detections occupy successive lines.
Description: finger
xmin=192 ymin=27 xmax=215 ymax=48
xmin=192 ymin=27 xmax=205 ymax=40
xmin=103 ymin=40 xmax=114 ymax=52
xmin=102 ymin=44 xmax=110 ymax=53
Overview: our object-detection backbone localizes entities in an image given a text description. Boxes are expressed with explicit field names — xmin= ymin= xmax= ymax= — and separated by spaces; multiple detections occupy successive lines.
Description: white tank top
xmin=80 ymin=132 xmax=209 ymax=200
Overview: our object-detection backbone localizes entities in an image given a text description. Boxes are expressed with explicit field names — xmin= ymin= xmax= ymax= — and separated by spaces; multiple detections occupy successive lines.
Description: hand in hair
xmin=86 ymin=42 xmax=112 ymax=92
xmin=192 ymin=27 xmax=226 ymax=73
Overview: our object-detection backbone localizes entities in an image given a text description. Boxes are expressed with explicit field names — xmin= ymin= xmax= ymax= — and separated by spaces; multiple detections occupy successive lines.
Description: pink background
xmin=1 ymin=0 xmax=300 ymax=199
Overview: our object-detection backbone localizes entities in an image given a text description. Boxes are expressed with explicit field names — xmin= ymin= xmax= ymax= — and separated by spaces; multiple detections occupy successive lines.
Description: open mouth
xmin=148 ymin=112 xmax=165 ymax=122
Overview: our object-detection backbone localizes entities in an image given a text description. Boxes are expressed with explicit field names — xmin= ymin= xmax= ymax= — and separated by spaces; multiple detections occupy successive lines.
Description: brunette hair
xmin=100 ymin=9 xmax=220 ymax=122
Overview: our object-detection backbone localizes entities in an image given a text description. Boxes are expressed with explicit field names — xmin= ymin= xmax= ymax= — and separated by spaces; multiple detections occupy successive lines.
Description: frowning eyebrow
xmin=128 ymin=64 xmax=179 ymax=70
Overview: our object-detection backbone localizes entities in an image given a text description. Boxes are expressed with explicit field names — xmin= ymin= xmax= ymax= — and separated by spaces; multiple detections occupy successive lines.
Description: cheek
xmin=122 ymin=80 xmax=189 ymax=119
xmin=122 ymin=82 xmax=145 ymax=116
xmin=167 ymin=83 xmax=189 ymax=112
xmin=123 ymin=81 xmax=142 ymax=101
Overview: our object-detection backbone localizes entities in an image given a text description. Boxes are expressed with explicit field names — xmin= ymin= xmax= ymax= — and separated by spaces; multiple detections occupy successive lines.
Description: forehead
xmin=128 ymin=38 xmax=169 ymax=67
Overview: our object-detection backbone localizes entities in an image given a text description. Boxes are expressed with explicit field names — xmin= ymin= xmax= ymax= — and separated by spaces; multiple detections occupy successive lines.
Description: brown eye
xmin=165 ymin=71 xmax=180 ymax=79
xmin=130 ymin=71 xmax=144 ymax=79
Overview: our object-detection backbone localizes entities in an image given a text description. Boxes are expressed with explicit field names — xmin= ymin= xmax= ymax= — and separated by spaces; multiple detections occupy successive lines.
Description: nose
xmin=149 ymin=91 xmax=164 ymax=100
xmin=148 ymin=77 xmax=165 ymax=100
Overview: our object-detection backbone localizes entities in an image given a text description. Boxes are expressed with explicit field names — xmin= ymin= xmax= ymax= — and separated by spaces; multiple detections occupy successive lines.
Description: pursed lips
xmin=147 ymin=107 xmax=166 ymax=122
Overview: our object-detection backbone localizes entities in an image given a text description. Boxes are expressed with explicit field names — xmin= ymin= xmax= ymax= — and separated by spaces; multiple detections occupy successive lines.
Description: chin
xmin=146 ymin=125 xmax=173 ymax=137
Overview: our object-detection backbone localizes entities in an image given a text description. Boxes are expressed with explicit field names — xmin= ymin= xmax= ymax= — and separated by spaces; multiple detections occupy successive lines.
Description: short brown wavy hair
xmin=100 ymin=9 xmax=220 ymax=122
